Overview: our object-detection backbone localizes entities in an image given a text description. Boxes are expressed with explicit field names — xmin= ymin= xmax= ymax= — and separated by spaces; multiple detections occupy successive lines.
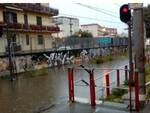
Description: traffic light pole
xmin=128 ymin=22 xmax=133 ymax=82
xmin=128 ymin=22 xmax=133 ymax=111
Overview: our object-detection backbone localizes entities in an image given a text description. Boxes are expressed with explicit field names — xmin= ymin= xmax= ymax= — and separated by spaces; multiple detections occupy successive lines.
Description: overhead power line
xmin=59 ymin=13 xmax=122 ymax=24
xmin=75 ymin=3 xmax=119 ymax=18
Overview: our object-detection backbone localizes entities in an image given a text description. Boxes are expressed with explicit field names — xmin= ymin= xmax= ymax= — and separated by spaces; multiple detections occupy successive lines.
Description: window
xmin=36 ymin=16 xmax=42 ymax=26
xmin=38 ymin=35 xmax=43 ymax=45
xmin=24 ymin=14 xmax=28 ymax=25
xmin=3 ymin=11 xmax=17 ymax=23
xmin=36 ymin=3 xmax=41 ymax=6
xmin=26 ymin=35 xmax=30 ymax=45
xmin=12 ymin=34 xmax=16 ymax=43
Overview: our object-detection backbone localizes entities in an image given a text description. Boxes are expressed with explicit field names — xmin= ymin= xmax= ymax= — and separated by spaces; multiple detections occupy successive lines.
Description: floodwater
xmin=0 ymin=57 xmax=129 ymax=113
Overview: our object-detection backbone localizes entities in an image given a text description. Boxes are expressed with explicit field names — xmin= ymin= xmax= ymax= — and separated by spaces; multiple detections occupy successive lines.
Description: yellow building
xmin=0 ymin=3 xmax=59 ymax=54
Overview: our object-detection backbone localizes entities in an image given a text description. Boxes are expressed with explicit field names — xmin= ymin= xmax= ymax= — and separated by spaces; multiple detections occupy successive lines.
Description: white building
xmin=101 ymin=27 xmax=117 ymax=37
xmin=81 ymin=24 xmax=103 ymax=37
xmin=53 ymin=16 xmax=79 ymax=38
xmin=81 ymin=24 xmax=117 ymax=37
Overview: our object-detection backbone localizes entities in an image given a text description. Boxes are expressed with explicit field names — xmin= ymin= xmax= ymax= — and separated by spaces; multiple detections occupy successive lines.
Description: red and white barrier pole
xmin=117 ymin=69 xmax=120 ymax=87
xmin=89 ymin=70 xmax=96 ymax=106
xmin=68 ymin=68 xmax=74 ymax=102
xmin=105 ymin=74 xmax=110 ymax=97
xmin=135 ymin=71 xmax=139 ymax=111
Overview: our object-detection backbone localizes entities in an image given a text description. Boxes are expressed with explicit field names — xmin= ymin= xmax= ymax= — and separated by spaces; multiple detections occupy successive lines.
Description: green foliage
xmin=123 ymin=79 xmax=135 ymax=86
xmin=72 ymin=30 xmax=93 ymax=38
xmin=111 ymin=88 xmax=127 ymax=97
xmin=100 ymin=88 xmax=127 ymax=103
xmin=146 ymin=87 xmax=150 ymax=98
xmin=145 ymin=65 xmax=150 ymax=82
xmin=144 ymin=5 xmax=150 ymax=38
xmin=91 ymin=55 xmax=113 ymax=64
xmin=0 ymin=75 xmax=10 ymax=80
xmin=105 ymin=95 xmax=117 ymax=101
xmin=23 ymin=68 xmax=48 ymax=77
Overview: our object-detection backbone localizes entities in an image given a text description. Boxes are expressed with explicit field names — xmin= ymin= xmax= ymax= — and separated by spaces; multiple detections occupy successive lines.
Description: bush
xmin=123 ymin=79 xmax=135 ymax=86
xmin=92 ymin=55 xmax=113 ymax=64
xmin=146 ymin=87 xmax=150 ymax=98
xmin=95 ymin=57 xmax=103 ymax=64
xmin=23 ymin=68 xmax=48 ymax=77
xmin=111 ymin=88 xmax=127 ymax=97
xmin=0 ymin=75 xmax=10 ymax=80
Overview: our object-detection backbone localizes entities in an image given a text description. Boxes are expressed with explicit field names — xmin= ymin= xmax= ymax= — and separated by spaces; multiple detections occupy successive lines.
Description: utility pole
xmin=127 ymin=21 xmax=134 ymax=111
xmin=132 ymin=4 xmax=145 ymax=107
xmin=69 ymin=18 xmax=73 ymax=37
xmin=7 ymin=25 xmax=15 ymax=81
xmin=128 ymin=22 xmax=134 ymax=82
xmin=5 ymin=11 xmax=16 ymax=81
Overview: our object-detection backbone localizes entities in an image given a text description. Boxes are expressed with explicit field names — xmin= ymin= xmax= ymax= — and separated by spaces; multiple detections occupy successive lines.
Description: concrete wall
xmin=0 ymin=8 xmax=3 ymax=22
xmin=0 ymin=34 xmax=7 ymax=53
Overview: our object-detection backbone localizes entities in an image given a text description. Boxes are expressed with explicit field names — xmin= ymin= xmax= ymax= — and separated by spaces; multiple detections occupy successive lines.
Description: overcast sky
xmin=50 ymin=0 xmax=149 ymax=34
xmin=0 ymin=0 xmax=149 ymax=34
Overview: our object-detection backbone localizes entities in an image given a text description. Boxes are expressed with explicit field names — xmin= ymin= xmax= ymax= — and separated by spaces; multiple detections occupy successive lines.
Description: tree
xmin=71 ymin=30 xmax=93 ymax=38
xmin=144 ymin=5 xmax=150 ymax=38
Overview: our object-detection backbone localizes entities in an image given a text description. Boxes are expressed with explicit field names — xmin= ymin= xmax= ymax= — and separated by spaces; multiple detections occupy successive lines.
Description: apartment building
xmin=53 ymin=16 xmax=79 ymax=38
xmin=102 ymin=27 xmax=117 ymax=37
xmin=80 ymin=24 xmax=104 ymax=37
xmin=81 ymin=24 xmax=117 ymax=37
xmin=0 ymin=3 xmax=59 ymax=54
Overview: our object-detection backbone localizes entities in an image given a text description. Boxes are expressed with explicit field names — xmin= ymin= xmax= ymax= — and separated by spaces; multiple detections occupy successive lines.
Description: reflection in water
xmin=0 ymin=58 xmax=128 ymax=113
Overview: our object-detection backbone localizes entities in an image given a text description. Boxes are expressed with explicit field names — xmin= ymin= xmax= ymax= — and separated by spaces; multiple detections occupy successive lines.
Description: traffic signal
xmin=0 ymin=26 xmax=3 ymax=37
xmin=120 ymin=4 xmax=131 ymax=23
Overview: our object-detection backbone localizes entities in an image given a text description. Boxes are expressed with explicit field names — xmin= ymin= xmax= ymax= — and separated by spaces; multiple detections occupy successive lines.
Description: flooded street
xmin=0 ymin=57 xmax=129 ymax=113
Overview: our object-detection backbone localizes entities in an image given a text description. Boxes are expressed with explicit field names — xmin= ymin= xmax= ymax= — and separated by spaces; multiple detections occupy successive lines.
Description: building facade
xmin=81 ymin=24 xmax=117 ymax=37
xmin=0 ymin=3 xmax=59 ymax=54
xmin=53 ymin=16 xmax=79 ymax=38
xmin=101 ymin=27 xmax=117 ymax=37
xmin=81 ymin=24 xmax=104 ymax=37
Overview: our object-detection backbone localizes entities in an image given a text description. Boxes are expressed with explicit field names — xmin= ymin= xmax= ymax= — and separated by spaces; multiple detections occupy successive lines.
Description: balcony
xmin=1 ymin=3 xmax=59 ymax=16
xmin=1 ymin=22 xmax=60 ymax=33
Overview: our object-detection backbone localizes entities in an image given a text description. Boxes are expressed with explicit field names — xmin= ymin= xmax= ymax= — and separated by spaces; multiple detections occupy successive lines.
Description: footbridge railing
xmin=67 ymin=64 xmax=141 ymax=111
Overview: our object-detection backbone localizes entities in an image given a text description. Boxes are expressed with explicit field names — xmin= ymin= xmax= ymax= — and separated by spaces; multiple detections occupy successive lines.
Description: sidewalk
xmin=37 ymin=101 xmax=150 ymax=113
xmin=41 ymin=101 xmax=130 ymax=113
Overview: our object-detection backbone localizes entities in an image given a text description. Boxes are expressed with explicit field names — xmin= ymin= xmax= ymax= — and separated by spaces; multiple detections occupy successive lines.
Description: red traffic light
xmin=120 ymin=4 xmax=131 ymax=23
xmin=122 ymin=7 xmax=128 ymax=13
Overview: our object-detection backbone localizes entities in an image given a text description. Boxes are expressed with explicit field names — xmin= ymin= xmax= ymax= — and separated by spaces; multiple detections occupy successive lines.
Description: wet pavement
xmin=37 ymin=100 xmax=150 ymax=113
xmin=41 ymin=102 xmax=130 ymax=113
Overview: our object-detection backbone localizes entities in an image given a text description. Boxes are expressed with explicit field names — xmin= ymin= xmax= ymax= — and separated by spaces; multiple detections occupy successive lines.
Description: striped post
xmin=105 ymin=74 xmax=110 ymax=97
xmin=125 ymin=65 xmax=128 ymax=81
xmin=89 ymin=70 xmax=96 ymax=106
xmin=117 ymin=69 xmax=120 ymax=87
xmin=135 ymin=71 xmax=139 ymax=111
xmin=68 ymin=68 xmax=74 ymax=102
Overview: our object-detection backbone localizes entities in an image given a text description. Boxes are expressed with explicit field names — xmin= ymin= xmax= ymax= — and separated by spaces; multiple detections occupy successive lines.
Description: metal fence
xmin=54 ymin=37 xmax=128 ymax=49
